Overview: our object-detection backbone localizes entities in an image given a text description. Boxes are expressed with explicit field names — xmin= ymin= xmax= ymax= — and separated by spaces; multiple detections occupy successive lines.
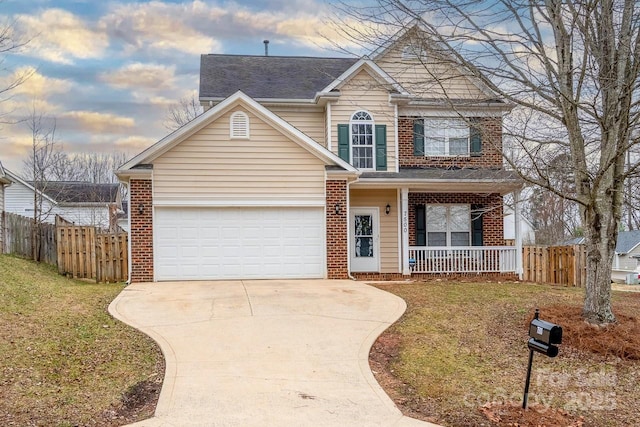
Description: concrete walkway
xmin=109 ymin=280 xmax=437 ymax=427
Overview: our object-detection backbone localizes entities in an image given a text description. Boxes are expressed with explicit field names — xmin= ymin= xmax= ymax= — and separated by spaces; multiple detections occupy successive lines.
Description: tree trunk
xmin=581 ymin=191 xmax=619 ymax=324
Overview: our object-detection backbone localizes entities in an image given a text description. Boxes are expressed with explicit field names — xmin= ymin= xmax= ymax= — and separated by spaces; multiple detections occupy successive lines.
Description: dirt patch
xmin=99 ymin=369 xmax=164 ymax=426
xmin=480 ymin=402 xmax=584 ymax=426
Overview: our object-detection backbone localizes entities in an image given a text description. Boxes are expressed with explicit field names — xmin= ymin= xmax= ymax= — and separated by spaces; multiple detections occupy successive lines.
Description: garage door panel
xmin=155 ymin=207 xmax=324 ymax=280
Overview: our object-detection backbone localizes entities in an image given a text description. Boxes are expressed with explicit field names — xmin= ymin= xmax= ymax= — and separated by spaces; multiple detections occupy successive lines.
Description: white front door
xmin=350 ymin=208 xmax=379 ymax=272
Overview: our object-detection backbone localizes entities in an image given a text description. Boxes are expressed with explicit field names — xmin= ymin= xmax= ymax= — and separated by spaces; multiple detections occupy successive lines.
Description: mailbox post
xmin=523 ymin=308 xmax=562 ymax=409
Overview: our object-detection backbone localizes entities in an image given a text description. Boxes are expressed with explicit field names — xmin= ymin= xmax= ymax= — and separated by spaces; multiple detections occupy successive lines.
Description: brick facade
xmin=398 ymin=117 xmax=503 ymax=168
xmin=408 ymin=192 xmax=504 ymax=246
xmin=129 ymin=179 xmax=154 ymax=283
xmin=326 ymin=180 xmax=349 ymax=279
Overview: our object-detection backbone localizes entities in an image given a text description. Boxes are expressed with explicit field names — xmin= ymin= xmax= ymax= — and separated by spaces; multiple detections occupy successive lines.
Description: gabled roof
xmin=119 ymin=91 xmax=358 ymax=174
xmin=371 ymin=22 xmax=504 ymax=103
xmin=199 ymin=55 xmax=358 ymax=100
xmin=616 ymin=230 xmax=640 ymax=255
xmin=0 ymin=161 xmax=10 ymax=185
xmin=2 ymin=167 xmax=118 ymax=205
xmin=39 ymin=182 xmax=120 ymax=204
xmin=320 ymin=59 xmax=410 ymax=96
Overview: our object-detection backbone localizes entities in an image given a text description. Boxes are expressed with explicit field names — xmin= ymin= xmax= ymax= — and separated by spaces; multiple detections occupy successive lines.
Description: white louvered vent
xmin=230 ymin=111 xmax=250 ymax=139
xmin=402 ymin=44 xmax=427 ymax=61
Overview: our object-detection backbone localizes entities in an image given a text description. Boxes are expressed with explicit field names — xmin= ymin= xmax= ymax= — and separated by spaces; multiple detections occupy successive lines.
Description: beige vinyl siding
xmin=153 ymin=107 xmax=327 ymax=205
xmin=376 ymin=34 xmax=486 ymax=100
xmin=350 ymin=189 xmax=399 ymax=273
xmin=268 ymin=105 xmax=326 ymax=146
xmin=330 ymin=70 xmax=397 ymax=171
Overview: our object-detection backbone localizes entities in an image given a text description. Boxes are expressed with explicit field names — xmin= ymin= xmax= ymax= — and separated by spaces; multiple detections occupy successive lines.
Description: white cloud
xmin=16 ymin=9 xmax=109 ymax=64
xmin=100 ymin=1 xmax=222 ymax=55
xmin=99 ymin=63 xmax=176 ymax=90
xmin=8 ymin=67 xmax=73 ymax=98
xmin=62 ymin=111 xmax=135 ymax=133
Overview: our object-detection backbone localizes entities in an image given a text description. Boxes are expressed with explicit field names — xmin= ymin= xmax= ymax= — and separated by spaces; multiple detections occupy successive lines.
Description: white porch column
xmin=514 ymin=189 xmax=523 ymax=279
xmin=401 ymin=187 xmax=410 ymax=275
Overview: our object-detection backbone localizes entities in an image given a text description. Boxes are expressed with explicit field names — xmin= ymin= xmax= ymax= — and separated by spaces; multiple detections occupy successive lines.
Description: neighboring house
xmin=612 ymin=230 xmax=640 ymax=283
xmin=0 ymin=161 xmax=12 ymax=253
xmin=564 ymin=233 xmax=640 ymax=283
xmin=504 ymin=205 xmax=535 ymax=245
xmin=3 ymin=168 xmax=122 ymax=230
xmin=117 ymin=200 xmax=129 ymax=232
xmin=117 ymin=25 xmax=524 ymax=283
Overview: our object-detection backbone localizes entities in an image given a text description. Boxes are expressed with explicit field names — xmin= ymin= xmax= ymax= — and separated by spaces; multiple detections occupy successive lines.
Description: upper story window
xmin=230 ymin=111 xmax=249 ymax=139
xmin=350 ymin=111 xmax=375 ymax=170
xmin=414 ymin=118 xmax=481 ymax=157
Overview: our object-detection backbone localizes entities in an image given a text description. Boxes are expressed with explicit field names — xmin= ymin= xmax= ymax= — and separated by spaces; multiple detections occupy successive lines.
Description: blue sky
xmin=0 ymin=0 xmax=360 ymax=173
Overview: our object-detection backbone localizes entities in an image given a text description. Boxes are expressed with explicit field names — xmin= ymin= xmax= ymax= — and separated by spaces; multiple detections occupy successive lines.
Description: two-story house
xmin=117 ymin=26 xmax=524 ymax=283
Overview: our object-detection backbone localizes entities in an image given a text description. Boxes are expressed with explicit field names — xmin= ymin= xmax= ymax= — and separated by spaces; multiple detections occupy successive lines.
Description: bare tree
xmin=163 ymin=93 xmax=203 ymax=131
xmin=23 ymin=102 xmax=57 ymax=261
xmin=335 ymin=0 xmax=640 ymax=324
xmin=0 ymin=17 xmax=31 ymax=124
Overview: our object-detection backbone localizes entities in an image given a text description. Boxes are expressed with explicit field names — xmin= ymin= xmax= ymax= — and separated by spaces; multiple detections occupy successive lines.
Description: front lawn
xmin=370 ymin=281 xmax=640 ymax=427
xmin=0 ymin=254 xmax=164 ymax=426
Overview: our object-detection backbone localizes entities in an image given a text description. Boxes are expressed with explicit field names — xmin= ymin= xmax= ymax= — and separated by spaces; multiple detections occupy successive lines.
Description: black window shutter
xmin=337 ymin=124 xmax=349 ymax=162
xmin=375 ymin=124 xmax=387 ymax=171
xmin=471 ymin=204 xmax=484 ymax=246
xmin=470 ymin=123 xmax=482 ymax=157
xmin=413 ymin=120 xmax=424 ymax=156
xmin=416 ymin=204 xmax=426 ymax=246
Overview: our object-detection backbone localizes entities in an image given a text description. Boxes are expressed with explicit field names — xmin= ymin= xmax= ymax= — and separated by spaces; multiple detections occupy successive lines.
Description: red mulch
xmin=530 ymin=304 xmax=640 ymax=360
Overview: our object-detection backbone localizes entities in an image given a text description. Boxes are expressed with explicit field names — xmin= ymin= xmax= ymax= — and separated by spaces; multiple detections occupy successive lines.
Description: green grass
xmin=0 ymin=254 xmax=163 ymax=426
xmin=372 ymin=281 xmax=640 ymax=426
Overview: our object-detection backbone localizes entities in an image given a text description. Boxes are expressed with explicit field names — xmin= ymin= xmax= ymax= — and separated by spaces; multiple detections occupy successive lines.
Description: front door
xmin=350 ymin=208 xmax=379 ymax=272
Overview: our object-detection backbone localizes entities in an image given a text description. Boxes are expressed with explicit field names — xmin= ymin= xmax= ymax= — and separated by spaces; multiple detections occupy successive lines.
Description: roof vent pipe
xmin=263 ymin=40 xmax=269 ymax=56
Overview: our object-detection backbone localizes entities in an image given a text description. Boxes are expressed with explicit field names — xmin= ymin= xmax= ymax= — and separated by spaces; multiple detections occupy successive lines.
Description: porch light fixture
xmin=138 ymin=203 xmax=144 ymax=215
xmin=385 ymin=204 xmax=391 ymax=215
xmin=334 ymin=203 xmax=341 ymax=215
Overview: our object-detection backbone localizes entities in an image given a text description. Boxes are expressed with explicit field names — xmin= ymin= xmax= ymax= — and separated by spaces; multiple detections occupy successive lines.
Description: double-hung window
xmin=350 ymin=111 xmax=375 ymax=170
xmin=423 ymin=118 xmax=470 ymax=156
xmin=425 ymin=204 xmax=470 ymax=246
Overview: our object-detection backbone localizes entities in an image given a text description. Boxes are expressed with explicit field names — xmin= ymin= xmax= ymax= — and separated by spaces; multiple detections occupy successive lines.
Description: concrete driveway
xmin=109 ymin=280 xmax=437 ymax=427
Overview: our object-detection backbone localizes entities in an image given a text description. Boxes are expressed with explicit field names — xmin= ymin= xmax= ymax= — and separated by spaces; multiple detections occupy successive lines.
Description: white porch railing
xmin=409 ymin=246 xmax=517 ymax=274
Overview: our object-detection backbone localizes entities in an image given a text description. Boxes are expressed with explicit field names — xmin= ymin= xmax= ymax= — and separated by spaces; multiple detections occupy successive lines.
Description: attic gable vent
xmin=402 ymin=44 xmax=426 ymax=61
xmin=230 ymin=111 xmax=250 ymax=139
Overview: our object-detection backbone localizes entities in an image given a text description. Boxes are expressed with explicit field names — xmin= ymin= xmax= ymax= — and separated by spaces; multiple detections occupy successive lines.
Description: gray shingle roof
xmin=37 ymin=182 xmax=120 ymax=204
xmin=616 ymin=230 xmax=640 ymax=254
xmin=199 ymin=55 xmax=358 ymax=100
xmin=360 ymin=167 xmax=522 ymax=182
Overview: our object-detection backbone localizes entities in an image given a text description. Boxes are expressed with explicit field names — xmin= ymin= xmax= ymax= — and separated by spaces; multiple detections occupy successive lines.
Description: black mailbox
xmin=523 ymin=309 xmax=562 ymax=409
xmin=529 ymin=318 xmax=563 ymax=345
xmin=527 ymin=337 xmax=559 ymax=357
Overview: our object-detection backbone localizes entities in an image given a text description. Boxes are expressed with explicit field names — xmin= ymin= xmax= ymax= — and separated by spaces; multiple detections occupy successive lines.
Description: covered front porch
xmin=347 ymin=168 xmax=524 ymax=278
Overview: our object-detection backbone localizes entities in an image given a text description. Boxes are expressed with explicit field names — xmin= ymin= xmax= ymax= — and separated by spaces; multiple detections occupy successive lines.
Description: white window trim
xmin=421 ymin=118 xmax=471 ymax=157
xmin=425 ymin=204 xmax=471 ymax=247
xmin=230 ymin=111 xmax=250 ymax=139
xmin=349 ymin=110 xmax=376 ymax=171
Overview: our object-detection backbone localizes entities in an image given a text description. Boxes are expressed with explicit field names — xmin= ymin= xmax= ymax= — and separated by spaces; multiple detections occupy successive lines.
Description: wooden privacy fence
xmin=57 ymin=225 xmax=128 ymax=283
xmin=2 ymin=212 xmax=57 ymax=265
xmin=522 ymin=245 xmax=586 ymax=287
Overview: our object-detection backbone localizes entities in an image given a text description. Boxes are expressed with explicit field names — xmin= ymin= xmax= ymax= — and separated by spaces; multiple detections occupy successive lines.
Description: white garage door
xmin=155 ymin=207 xmax=325 ymax=281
